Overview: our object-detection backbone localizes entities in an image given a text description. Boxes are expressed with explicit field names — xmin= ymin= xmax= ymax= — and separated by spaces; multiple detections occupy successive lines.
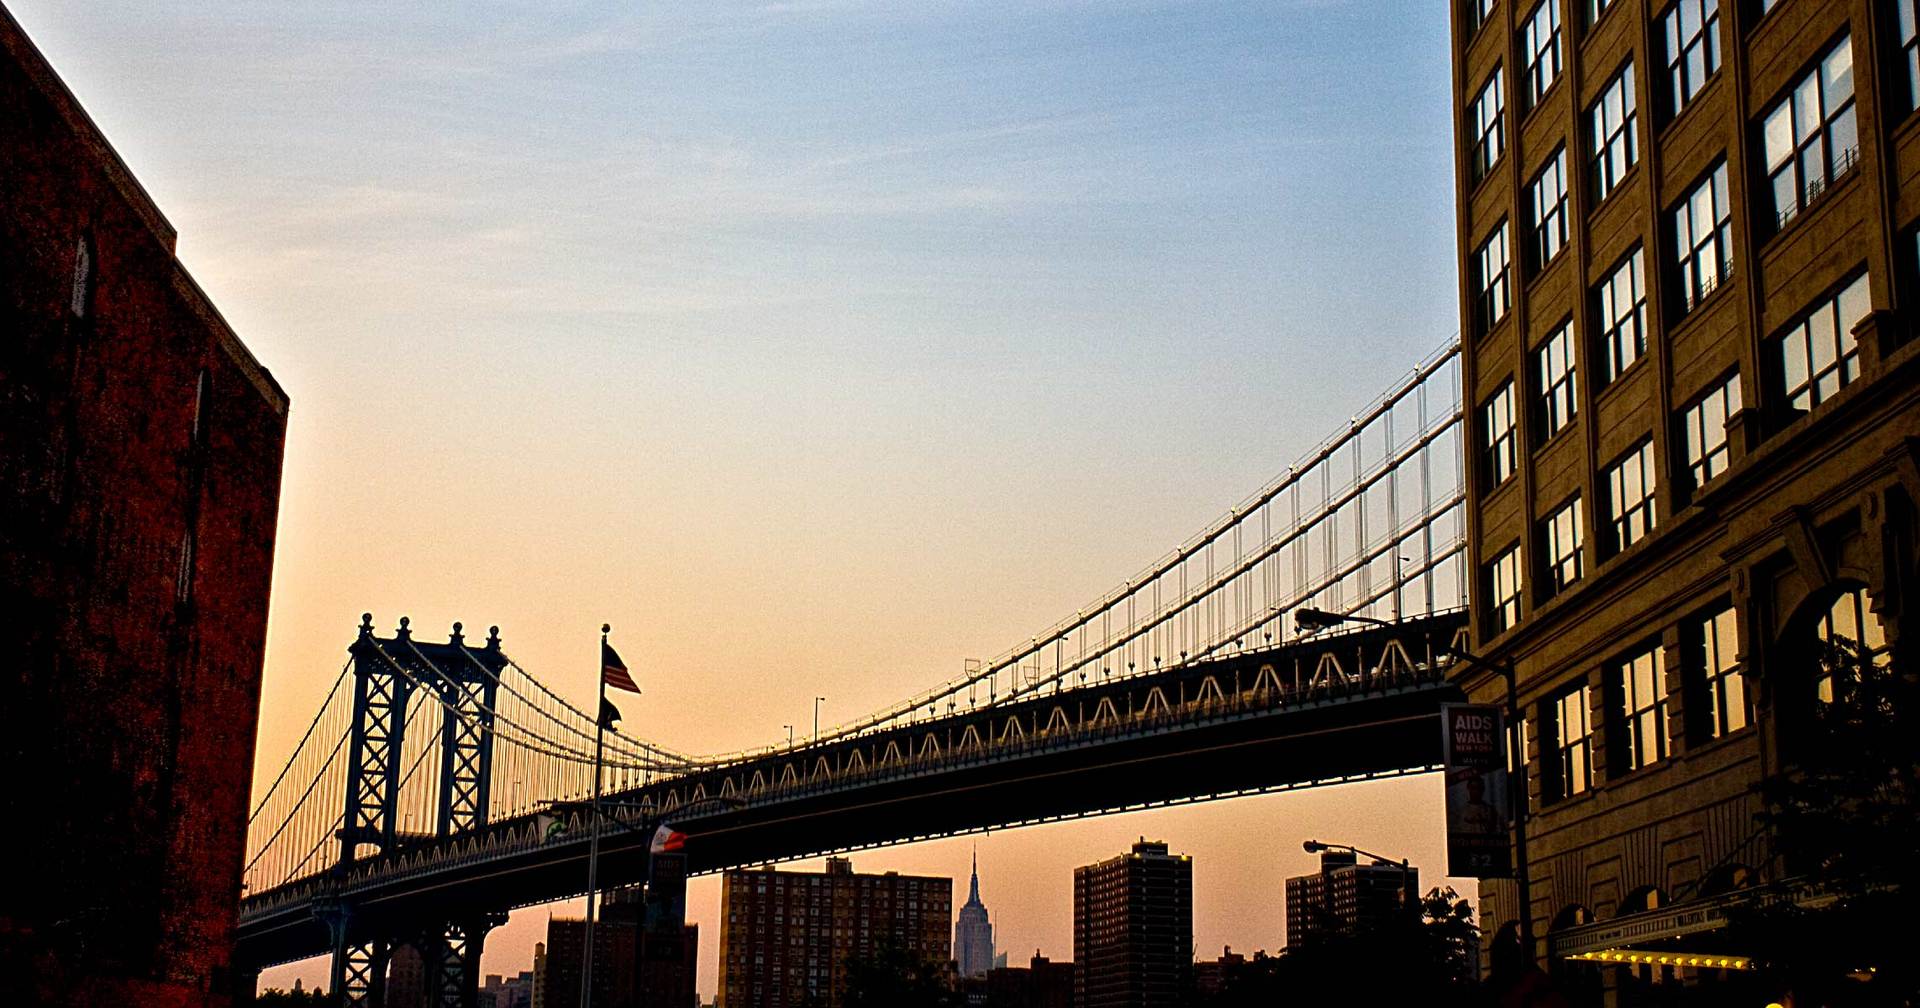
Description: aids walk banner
xmin=1441 ymin=703 xmax=1511 ymax=877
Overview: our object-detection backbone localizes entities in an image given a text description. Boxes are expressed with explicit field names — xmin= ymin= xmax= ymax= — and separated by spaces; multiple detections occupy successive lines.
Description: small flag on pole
xmin=650 ymin=823 xmax=687 ymax=854
xmin=603 ymin=641 xmax=640 ymax=694
xmin=599 ymin=698 xmax=622 ymax=729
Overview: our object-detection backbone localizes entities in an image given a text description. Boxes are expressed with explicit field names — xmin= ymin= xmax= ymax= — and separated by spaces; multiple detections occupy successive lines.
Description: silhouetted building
xmin=964 ymin=951 xmax=1072 ymax=1008
xmin=1283 ymin=850 xmax=1416 ymax=948
xmin=386 ymin=944 xmax=430 ymax=1008
xmin=540 ymin=912 xmax=638 ymax=1008
xmin=0 ymin=6 xmax=289 ymax=1006
xmin=540 ymin=856 xmax=700 ymax=1008
xmin=1449 ymin=0 xmax=1920 ymax=982
xmin=479 ymin=968 xmax=536 ymax=1008
xmin=718 ymin=856 xmax=952 ymax=1008
xmin=954 ymin=851 xmax=995 ymax=978
xmin=1073 ymin=840 xmax=1192 ymax=1008
xmin=1191 ymin=946 xmax=1245 ymax=999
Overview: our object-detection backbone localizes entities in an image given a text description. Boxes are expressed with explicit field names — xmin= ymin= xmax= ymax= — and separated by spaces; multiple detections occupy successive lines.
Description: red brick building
xmin=0 ymin=4 xmax=289 ymax=1005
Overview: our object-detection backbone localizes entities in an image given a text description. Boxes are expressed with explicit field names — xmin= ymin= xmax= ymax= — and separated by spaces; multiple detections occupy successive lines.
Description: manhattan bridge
xmin=238 ymin=339 xmax=1471 ymax=1005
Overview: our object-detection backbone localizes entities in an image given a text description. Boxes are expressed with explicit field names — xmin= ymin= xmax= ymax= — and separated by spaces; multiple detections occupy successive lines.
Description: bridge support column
xmin=426 ymin=911 xmax=509 ymax=1008
xmin=318 ymin=900 xmax=390 ymax=1008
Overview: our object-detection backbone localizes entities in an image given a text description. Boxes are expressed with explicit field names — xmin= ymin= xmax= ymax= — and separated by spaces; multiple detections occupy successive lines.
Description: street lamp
xmin=782 ymin=725 xmax=794 ymax=747
xmin=814 ymin=697 xmax=826 ymax=743
xmin=1294 ymin=607 xmax=1535 ymax=963
xmin=1302 ymin=839 xmax=1416 ymax=911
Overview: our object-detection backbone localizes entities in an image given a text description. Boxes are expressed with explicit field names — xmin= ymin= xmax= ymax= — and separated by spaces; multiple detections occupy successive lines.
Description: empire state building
xmin=954 ymin=851 xmax=994 ymax=978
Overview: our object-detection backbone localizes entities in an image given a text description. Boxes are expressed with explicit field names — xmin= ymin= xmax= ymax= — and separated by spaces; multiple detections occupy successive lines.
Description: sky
xmin=9 ymin=0 xmax=1460 ymax=997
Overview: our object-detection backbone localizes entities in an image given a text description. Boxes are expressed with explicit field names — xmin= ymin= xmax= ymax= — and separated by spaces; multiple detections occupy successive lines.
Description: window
xmin=1468 ymin=0 xmax=1497 ymax=34
xmin=1605 ymin=439 xmax=1657 ymax=551
xmin=1595 ymin=248 xmax=1647 ymax=384
xmin=1483 ymin=381 xmax=1517 ymax=488
xmin=1470 ymin=71 xmax=1506 ymax=183
xmin=1661 ymin=0 xmax=1719 ymax=117
xmin=1536 ymin=322 xmax=1578 ymax=438
xmin=1474 ymin=223 xmax=1512 ymax=333
xmin=1528 ymin=149 xmax=1569 ymax=270
xmin=1615 ymin=647 xmax=1668 ymax=771
xmin=1587 ymin=0 xmax=1619 ymax=26
xmin=1812 ymin=587 xmax=1889 ymax=704
xmin=1543 ymin=495 xmax=1584 ymax=592
xmin=70 ymin=235 xmax=92 ymax=318
xmin=1590 ymin=64 xmax=1638 ymax=203
xmin=1777 ymin=272 xmax=1871 ymax=413
xmin=1900 ymin=0 xmax=1920 ymax=113
xmin=1762 ymin=36 xmax=1857 ymax=231
xmin=1522 ymin=0 xmax=1562 ymax=108
xmin=1679 ymin=372 xmax=1740 ymax=492
xmin=1487 ymin=545 xmax=1522 ymax=633
xmin=1672 ymin=161 xmax=1732 ymax=312
xmin=1550 ymin=683 xmax=1593 ymax=799
xmin=1692 ymin=605 xmax=1747 ymax=738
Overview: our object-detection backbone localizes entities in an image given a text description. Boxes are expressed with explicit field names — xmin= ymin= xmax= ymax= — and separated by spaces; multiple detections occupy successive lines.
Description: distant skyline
xmin=7 ymin=1 xmax=1459 ymax=997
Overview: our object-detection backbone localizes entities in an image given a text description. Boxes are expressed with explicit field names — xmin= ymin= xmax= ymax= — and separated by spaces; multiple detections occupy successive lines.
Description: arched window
xmin=1618 ymin=886 xmax=1664 ymax=915
xmin=1812 ymin=587 xmax=1888 ymax=704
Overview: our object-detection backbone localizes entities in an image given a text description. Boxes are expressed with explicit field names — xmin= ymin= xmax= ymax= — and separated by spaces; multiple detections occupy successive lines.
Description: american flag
xmin=603 ymin=641 xmax=639 ymax=694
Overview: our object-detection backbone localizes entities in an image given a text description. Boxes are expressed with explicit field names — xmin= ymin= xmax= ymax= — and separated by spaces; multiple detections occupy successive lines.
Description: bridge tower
xmin=328 ymin=615 xmax=509 ymax=1007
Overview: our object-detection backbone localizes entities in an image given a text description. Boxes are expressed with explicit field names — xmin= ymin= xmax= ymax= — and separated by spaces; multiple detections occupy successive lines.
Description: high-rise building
xmin=1449 ymin=0 xmax=1920 ymax=983
xmin=1072 ymin=840 xmax=1193 ymax=1008
xmin=717 ymin=857 xmax=953 ymax=1008
xmin=1282 ymin=850 xmax=1417 ymax=949
xmin=0 ymin=6 xmax=289 ymax=1005
xmin=954 ymin=850 xmax=995 ymax=978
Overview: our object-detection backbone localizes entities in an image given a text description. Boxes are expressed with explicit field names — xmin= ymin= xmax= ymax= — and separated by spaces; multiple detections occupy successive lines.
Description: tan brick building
xmin=1450 ymin=0 xmax=1919 ymax=998
xmin=717 ymin=858 xmax=951 ymax=1007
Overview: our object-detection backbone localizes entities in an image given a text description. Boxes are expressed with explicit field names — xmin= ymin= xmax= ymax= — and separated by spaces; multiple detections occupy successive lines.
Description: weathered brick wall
xmin=0 ymin=5 xmax=288 ymax=1004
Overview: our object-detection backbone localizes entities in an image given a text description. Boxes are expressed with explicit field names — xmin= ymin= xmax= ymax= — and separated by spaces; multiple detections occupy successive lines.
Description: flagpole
xmin=580 ymin=624 xmax=610 ymax=1008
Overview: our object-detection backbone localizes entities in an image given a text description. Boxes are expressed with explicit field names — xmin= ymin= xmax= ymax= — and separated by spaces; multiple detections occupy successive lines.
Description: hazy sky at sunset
xmin=10 ymin=0 xmax=1459 ymax=995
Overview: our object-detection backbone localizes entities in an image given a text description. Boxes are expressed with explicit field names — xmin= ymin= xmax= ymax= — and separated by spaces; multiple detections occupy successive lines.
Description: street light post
xmin=1303 ymin=839 xmax=1416 ymax=913
xmin=813 ymin=696 xmax=826 ymax=743
xmin=1295 ymin=607 xmax=1535 ymax=964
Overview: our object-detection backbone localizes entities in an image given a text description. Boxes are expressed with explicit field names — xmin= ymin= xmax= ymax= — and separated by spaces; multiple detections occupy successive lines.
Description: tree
xmin=1729 ymin=631 xmax=1920 ymax=1004
xmin=1203 ymin=887 xmax=1480 ymax=1007
xmin=840 ymin=942 xmax=960 ymax=1008
xmin=252 ymin=986 xmax=326 ymax=1006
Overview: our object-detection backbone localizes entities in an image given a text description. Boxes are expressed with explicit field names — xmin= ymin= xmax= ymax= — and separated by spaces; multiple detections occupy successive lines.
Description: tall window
xmin=1522 ymin=0 xmax=1562 ymax=109
xmin=70 ymin=235 xmax=92 ymax=318
xmin=1488 ymin=545 xmax=1523 ymax=633
xmin=1483 ymin=381 xmax=1518 ymax=488
xmin=1590 ymin=64 xmax=1638 ymax=203
xmin=1606 ymin=439 xmax=1657 ymax=552
xmin=1777 ymin=272 xmax=1871 ymax=413
xmin=1529 ymin=149 xmax=1569 ymax=271
xmin=1661 ymin=0 xmax=1719 ymax=118
xmin=1762 ymin=36 xmax=1857 ymax=231
xmin=1616 ymin=647 xmax=1669 ymax=771
xmin=1536 ymin=322 xmax=1578 ymax=438
xmin=1679 ymin=372 xmax=1740 ymax=493
xmin=1474 ymin=223 xmax=1512 ymax=333
xmin=1471 ymin=71 xmax=1506 ymax=183
xmin=1468 ymin=0 xmax=1498 ymax=34
xmin=1542 ymin=495 xmax=1584 ymax=593
xmin=1551 ymin=683 xmax=1593 ymax=799
xmin=1588 ymin=0 xmax=1619 ymax=27
xmin=1900 ymin=0 xmax=1920 ymax=113
xmin=1692 ymin=605 xmax=1747 ymax=739
xmin=1595 ymin=248 xmax=1646 ymax=385
xmin=1812 ymin=588 xmax=1889 ymax=704
xmin=1672 ymin=161 xmax=1732 ymax=312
